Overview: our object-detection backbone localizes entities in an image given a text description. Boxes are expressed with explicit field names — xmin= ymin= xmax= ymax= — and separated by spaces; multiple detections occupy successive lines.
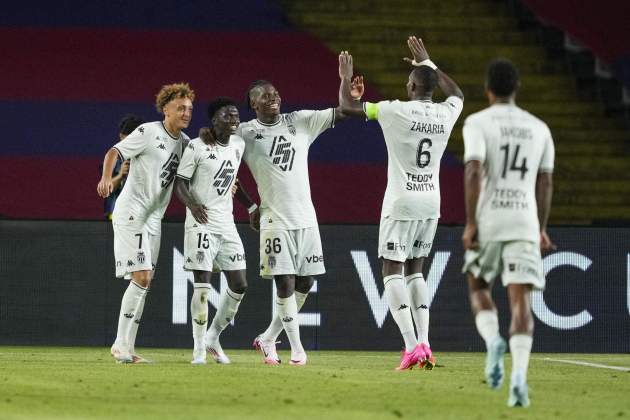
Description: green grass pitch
xmin=1 ymin=347 xmax=629 ymax=419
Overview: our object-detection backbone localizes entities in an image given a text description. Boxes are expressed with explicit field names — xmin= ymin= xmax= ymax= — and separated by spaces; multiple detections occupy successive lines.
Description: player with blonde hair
xmin=97 ymin=82 xmax=194 ymax=363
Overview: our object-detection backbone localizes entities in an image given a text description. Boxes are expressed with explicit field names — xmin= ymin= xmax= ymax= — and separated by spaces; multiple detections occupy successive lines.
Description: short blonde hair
xmin=155 ymin=82 xmax=195 ymax=114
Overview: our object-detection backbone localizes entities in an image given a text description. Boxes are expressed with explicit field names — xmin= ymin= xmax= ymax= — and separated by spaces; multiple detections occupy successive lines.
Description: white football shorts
xmin=259 ymin=227 xmax=325 ymax=279
xmin=463 ymin=240 xmax=544 ymax=289
xmin=113 ymin=222 xmax=160 ymax=279
xmin=378 ymin=217 xmax=438 ymax=262
xmin=184 ymin=225 xmax=246 ymax=272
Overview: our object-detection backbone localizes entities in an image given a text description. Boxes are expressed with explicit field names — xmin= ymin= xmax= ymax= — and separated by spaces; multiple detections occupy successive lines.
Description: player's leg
xmin=204 ymin=268 xmax=247 ymax=364
xmin=204 ymin=228 xmax=248 ymax=363
xmin=111 ymin=224 xmax=153 ymax=363
xmin=506 ymin=283 xmax=533 ymax=407
xmin=259 ymin=275 xmax=313 ymax=344
xmin=404 ymin=257 xmax=434 ymax=369
xmin=464 ymin=242 xmax=507 ymax=388
xmin=379 ymin=218 xmax=420 ymax=369
xmin=127 ymin=230 xmax=161 ymax=363
xmin=190 ymin=270 xmax=212 ymax=364
xmin=274 ymin=274 xmax=307 ymax=365
xmin=502 ymin=241 xmax=541 ymax=408
xmin=185 ymin=228 xmax=220 ymax=364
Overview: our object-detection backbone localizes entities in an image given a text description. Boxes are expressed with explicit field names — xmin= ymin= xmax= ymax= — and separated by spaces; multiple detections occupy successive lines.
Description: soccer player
xmin=97 ymin=83 xmax=194 ymax=363
xmin=242 ymin=77 xmax=363 ymax=365
xmin=338 ymin=37 xmax=464 ymax=370
xmin=462 ymin=58 xmax=555 ymax=407
xmin=101 ymin=114 xmax=144 ymax=220
xmin=175 ymin=97 xmax=256 ymax=365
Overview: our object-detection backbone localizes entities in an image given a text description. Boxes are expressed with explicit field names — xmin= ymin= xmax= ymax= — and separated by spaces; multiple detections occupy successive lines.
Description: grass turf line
xmin=0 ymin=347 xmax=629 ymax=419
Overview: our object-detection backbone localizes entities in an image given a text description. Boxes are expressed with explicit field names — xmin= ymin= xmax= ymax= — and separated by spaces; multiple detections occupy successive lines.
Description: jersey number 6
xmin=417 ymin=138 xmax=432 ymax=168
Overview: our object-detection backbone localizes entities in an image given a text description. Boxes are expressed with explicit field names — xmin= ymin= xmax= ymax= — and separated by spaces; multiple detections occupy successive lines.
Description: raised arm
xmin=536 ymin=172 xmax=555 ymax=251
xmin=174 ymin=177 xmax=208 ymax=224
xmin=462 ymin=160 xmax=482 ymax=250
xmin=336 ymin=51 xmax=366 ymax=119
xmin=404 ymin=36 xmax=464 ymax=100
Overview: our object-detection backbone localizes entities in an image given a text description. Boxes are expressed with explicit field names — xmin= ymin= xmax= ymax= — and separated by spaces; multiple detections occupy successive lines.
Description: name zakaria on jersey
xmin=365 ymin=97 xmax=463 ymax=220
xmin=463 ymin=103 xmax=555 ymax=243
xmin=239 ymin=109 xmax=335 ymax=230
xmin=112 ymin=121 xmax=188 ymax=232
xmin=177 ymin=136 xmax=245 ymax=232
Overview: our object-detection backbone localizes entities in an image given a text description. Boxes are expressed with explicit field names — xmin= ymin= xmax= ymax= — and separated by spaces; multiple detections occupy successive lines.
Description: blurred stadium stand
xmin=1 ymin=0 xmax=628 ymax=224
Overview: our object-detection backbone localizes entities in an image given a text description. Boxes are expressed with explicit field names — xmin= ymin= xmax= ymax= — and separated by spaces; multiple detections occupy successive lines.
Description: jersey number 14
xmin=500 ymin=143 xmax=529 ymax=180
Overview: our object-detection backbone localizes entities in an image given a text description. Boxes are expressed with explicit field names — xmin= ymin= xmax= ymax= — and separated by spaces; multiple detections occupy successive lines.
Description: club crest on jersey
xmin=137 ymin=251 xmax=145 ymax=264
xmin=196 ymin=251 xmax=204 ymax=264
xmin=268 ymin=256 xmax=276 ymax=269
xmin=287 ymin=124 xmax=296 ymax=136
xmin=213 ymin=160 xmax=235 ymax=195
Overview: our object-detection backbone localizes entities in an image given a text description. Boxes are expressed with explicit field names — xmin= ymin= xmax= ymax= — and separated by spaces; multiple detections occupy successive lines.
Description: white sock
xmin=115 ymin=281 xmax=147 ymax=346
xmin=384 ymin=274 xmax=417 ymax=352
xmin=261 ymin=290 xmax=308 ymax=342
xmin=510 ymin=334 xmax=533 ymax=384
xmin=206 ymin=287 xmax=244 ymax=341
xmin=475 ymin=310 xmax=501 ymax=348
xmin=276 ymin=295 xmax=304 ymax=354
xmin=405 ymin=273 xmax=430 ymax=345
xmin=127 ymin=288 xmax=148 ymax=354
xmin=191 ymin=284 xmax=211 ymax=349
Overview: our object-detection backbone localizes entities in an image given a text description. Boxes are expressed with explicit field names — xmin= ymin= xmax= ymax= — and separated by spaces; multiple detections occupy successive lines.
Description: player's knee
xmin=132 ymin=271 xmax=152 ymax=288
xmin=230 ymin=281 xmax=248 ymax=295
xmin=274 ymin=275 xmax=295 ymax=298
xmin=382 ymin=259 xmax=404 ymax=277
xmin=295 ymin=276 xmax=314 ymax=293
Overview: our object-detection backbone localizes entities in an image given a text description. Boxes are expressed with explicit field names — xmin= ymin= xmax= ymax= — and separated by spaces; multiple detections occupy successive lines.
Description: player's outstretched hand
xmin=249 ymin=207 xmax=260 ymax=232
xmin=350 ymin=75 xmax=365 ymax=99
xmin=403 ymin=36 xmax=430 ymax=65
xmin=462 ymin=223 xmax=479 ymax=250
xmin=97 ymin=177 xmax=113 ymax=198
xmin=540 ymin=230 xmax=556 ymax=253
xmin=190 ymin=203 xmax=209 ymax=225
xmin=339 ymin=51 xmax=353 ymax=80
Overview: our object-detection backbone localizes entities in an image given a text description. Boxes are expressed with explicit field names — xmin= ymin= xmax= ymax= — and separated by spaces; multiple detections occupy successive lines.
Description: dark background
xmin=1 ymin=221 xmax=628 ymax=352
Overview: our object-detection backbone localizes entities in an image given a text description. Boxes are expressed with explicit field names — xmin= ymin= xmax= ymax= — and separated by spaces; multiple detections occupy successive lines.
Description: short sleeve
xmin=364 ymin=100 xmax=395 ymax=129
xmin=113 ymin=124 xmax=150 ymax=160
xmin=443 ymin=96 xmax=464 ymax=125
xmin=539 ymin=127 xmax=555 ymax=173
xmin=176 ymin=142 xmax=198 ymax=180
xmin=291 ymin=109 xmax=335 ymax=145
xmin=463 ymin=118 xmax=486 ymax=163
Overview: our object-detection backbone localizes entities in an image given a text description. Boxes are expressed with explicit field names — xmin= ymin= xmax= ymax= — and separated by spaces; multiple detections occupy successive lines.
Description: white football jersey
xmin=176 ymin=136 xmax=245 ymax=232
xmin=239 ymin=109 xmax=335 ymax=230
xmin=463 ymin=103 xmax=555 ymax=243
xmin=366 ymin=97 xmax=463 ymax=220
xmin=112 ymin=121 xmax=188 ymax=233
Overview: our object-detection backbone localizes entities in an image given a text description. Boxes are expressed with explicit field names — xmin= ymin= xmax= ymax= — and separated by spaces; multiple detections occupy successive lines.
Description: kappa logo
xmin=127 ymin=260 xmax=135 ymax=267
xmin=306 ymin=255 xmax=324 ymax=263
xmin=124 ymin=313 xmax=134 ymax=319
xmin=253 ymin=129 xmax=264 ymax=140
xmin=229 ymin=254 xmax=245 ymax=262
xmin=138 ymin=127 xmax=144 ymax=134
xmin=193 ymin=319 xmax=207 ymax=326
xmin=213 ymin=160 xmax=235 ymax=195
xmin=188 ymin=143 xmax=195 ymax=150
xmin=207 ymin=153 xmax=217 ymax=160
xmin=282 ymin=316 xmax=293 ymax=323
xmin=268 ymin=256 xmax=276 ymax=268
xmin=129 ymin=215 xmax=134 ymax=221
xmin=398 ymin=304 xmax=409 ymax=311
xmin=137 ymin=251 xmax=145 ymax=264
xmin=417 ymin=304 xmax=429 ymax=310
xmin=269 ymin=135 xmax=295 ymax=171
xmin=186 ymin=257 xmax=193 ymax=264
xmin=157 ymin=143 xmax=166 ymax=150
xmin=134 ymin=319 xmax=140 ymax=325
